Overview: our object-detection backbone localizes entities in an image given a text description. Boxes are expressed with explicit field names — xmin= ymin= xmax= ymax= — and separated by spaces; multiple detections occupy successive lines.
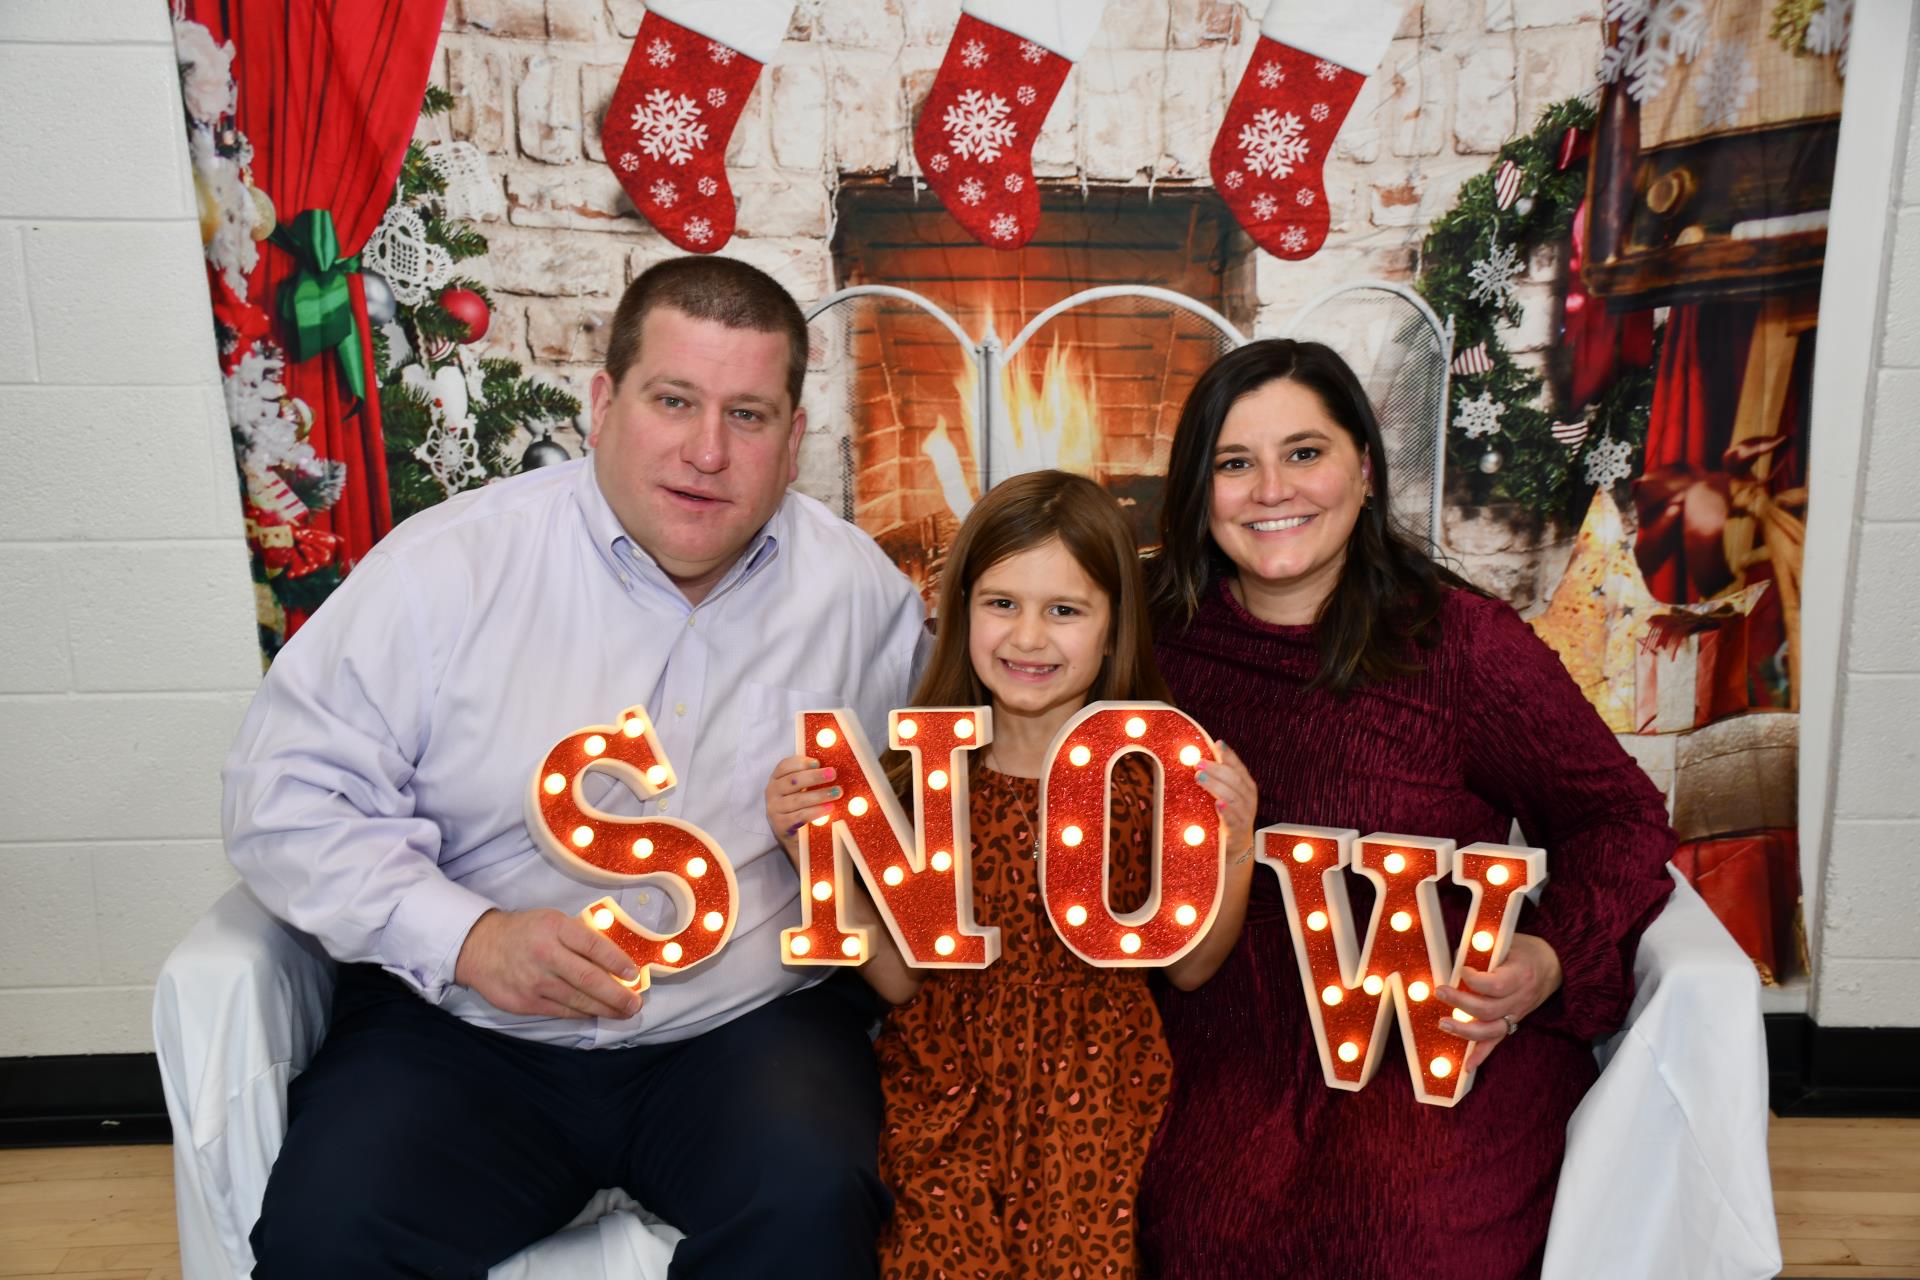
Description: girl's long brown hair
xmin=887 ymin=470 xmax=1171 ymax=795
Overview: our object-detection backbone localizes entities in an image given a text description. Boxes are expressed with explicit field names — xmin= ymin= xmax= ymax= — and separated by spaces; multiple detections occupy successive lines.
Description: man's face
xmin=588 ymin=306 xmax=805 ymax=602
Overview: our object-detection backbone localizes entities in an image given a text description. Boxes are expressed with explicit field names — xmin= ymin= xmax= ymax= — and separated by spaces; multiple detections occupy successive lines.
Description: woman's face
xmin=1206 ymin=378 xmax=1372 ymax=621
xmin=967 ymin=538 xmax=1112 ymax=724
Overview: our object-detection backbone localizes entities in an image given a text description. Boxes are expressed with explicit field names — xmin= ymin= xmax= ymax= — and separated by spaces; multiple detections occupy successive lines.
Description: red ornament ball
xmin=438 ymin=287 xmax=491 ymax=344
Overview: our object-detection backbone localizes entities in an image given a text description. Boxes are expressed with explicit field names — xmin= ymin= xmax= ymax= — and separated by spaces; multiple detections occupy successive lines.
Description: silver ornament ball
xmin=1514 ymin=196 xmax=1535 ymax=217
xmin=521 ymin=429 xmax=571 ymax=471
xmin=361 ymin=272 xmax=399 ymax=325
xmin=1478 ymin=447 xmax=1504 ymax=475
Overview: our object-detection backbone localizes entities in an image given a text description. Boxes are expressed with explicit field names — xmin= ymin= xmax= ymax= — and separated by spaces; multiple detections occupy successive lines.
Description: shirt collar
xmin=576 ymin=453 xmax=784 ymax=598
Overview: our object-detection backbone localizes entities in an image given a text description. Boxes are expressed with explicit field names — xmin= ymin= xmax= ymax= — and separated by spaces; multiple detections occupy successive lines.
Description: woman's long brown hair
xmin=886 ymin=469 xmax=1171 ymax=796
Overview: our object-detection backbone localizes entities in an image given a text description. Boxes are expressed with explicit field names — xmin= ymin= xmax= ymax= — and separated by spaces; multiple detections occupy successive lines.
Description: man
xmin=225 ymin=256 xmax=926 ymax=1277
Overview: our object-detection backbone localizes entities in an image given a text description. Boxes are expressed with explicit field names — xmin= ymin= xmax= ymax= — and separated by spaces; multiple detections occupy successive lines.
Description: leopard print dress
xmin=875 ymin=756 xmax=1173 ymax=1280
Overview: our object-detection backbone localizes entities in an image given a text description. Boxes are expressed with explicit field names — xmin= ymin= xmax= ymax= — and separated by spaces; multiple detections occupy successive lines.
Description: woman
xmin=1134 ymin=340 xmax=1677 ymax=1279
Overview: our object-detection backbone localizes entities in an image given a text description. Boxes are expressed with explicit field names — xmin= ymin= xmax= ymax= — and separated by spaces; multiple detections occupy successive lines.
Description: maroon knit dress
xmin=1136 ymin=580 xmax=1676 ymax=1280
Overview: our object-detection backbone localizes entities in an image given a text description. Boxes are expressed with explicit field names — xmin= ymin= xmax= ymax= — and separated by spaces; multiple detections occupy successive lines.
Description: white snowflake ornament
xmin=424 ymin=141 xmax=504 ymax=223
xmin=1454 ymin=391 xmax=1504 ymax=440
xmin=1584 ymin=434 xmax=1635 ymax=488
xmin=1467 ymin=240 xmax=1524 ymax=309
xmin=362 ymin=204 xmax=454 ymax=307
xmin=1694 ymin=43 xmax=1756 ymax=129
xmin=1598 ymin=0 xmax=1709 ymax=104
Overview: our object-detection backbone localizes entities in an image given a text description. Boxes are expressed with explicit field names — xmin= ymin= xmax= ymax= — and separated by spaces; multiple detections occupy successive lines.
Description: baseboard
xmin=1767 ymin=1014 xmax=1920 ymax=1116
xmin=0 ymin=1053 xmax=171 ymax=1147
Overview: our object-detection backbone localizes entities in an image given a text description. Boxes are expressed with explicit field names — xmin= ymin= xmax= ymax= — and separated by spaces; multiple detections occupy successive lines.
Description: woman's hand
xmin=1194 ymin=740 xmax=1258 ymax=861
xmin=1436 ymin=932 xmax=1564 ymax=1071
xmin=763 ymin=755 xmax=839 ymax=868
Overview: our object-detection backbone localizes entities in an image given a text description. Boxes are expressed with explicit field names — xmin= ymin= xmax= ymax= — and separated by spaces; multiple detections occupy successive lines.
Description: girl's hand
xmin=1436 ymin=933 xmax=1565 ymax=1072
xmin=1194 ymin=741 xmax=1258 ymax=861
xmin=764 ymin=755 xmax=840 ymax=868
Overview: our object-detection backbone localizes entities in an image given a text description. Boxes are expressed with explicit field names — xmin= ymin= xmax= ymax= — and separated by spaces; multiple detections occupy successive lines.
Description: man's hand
xmin=454 ymin=907 xmax=643 ymax=1020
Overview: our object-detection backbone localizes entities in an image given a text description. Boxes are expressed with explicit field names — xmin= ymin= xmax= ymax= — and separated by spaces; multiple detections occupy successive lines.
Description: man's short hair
xmin=605 ymin=256 xmax=809 ymax=410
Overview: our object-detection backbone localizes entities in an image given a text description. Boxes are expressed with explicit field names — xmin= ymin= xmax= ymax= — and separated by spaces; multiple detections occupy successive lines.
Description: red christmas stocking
xmin=913 ymin=1 xmax=1110 ymax=249
xmin=602 ymin=0 xmax=794 ymax=253
xmin=1211 ymin=0 xmax=1406 ymax=260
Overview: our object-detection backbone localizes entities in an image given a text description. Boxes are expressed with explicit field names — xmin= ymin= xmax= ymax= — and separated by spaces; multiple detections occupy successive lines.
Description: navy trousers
xmin=250 ymin=965 xmax=891 ymax=1279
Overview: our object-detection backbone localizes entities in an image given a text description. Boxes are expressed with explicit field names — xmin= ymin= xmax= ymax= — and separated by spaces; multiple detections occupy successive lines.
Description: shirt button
xmin=635 ymin=892 xmax=650 ymax=906
xmin=658 ymin=800 xmax=670 ymax=814
xmin=675 ymin=703 xmax=686 ymax=718
xmin=619 ymin=574 xmax=630 ymax=587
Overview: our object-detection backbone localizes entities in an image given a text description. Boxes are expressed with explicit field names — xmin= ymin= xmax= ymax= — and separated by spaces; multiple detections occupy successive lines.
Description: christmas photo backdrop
xmin=170 ymin=0 xmax=1851 ymax=990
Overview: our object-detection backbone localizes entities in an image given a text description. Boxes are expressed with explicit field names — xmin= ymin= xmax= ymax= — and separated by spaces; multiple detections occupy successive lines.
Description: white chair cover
xmin=155 ymin=869 xmax=1776 ymax=1280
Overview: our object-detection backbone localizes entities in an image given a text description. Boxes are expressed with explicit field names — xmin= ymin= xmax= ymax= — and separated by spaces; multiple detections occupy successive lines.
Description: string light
xmin=1383 ymin=852 xmax=1406 ymax=874
xmin=1363 ymin=975 xmax=1384 ymax=995
xmin=632 ymin=838 xmax=653 ymax=859
xmin=812 ymin=880 xmax=833 ymax=901
xmin=1430 ymin=1056 xmax=1452 ymax=1079
xmin=703 ymin=911 xmax=724 ymax=931
xmin=686 ymin=857 xmax=707 ymax=878
xmin=1069 ymin=745 xmax=1091 ymax=766
xmin=1183 ymin=824 xmax=1206 ymax=846
xmin=935 ymin=935 xmax=955 ymax=956
xmin=1125 ymin=716 xmax=1146 ymax=738
xmin=1408 ymin=980 xmax=1431 ymax=1002
xmin=544 ymin=773 xmax=566 ymax=795
xmin=571 ymin=826 xmax=594 ymax=848
xmin=622 ymin=715 xmax=646 ymax=737
xmin=897 ymin=718 xmax=918 ymax=739
xmin=1120 ymin=933 xmax=1142 ymax=954
xmin=645 ymin=765 xmax=668 ymax=788
xmin=1175 ymin=904 xmax=1198 ymax=927
xmin=662 ymin=942 xmax=682 ymax=963
xmin=1322 ymin=984 xmax=1343 ymax=1006
xmin=1292 ymin=842 xmax=1314 ymax=863
xmin=953 ymin=718 xmax=973 ymax=739
xmin=927 ymin=769 xmax=949 ymax=791
xmin=1179 ymin=744 xmax=1202 ymax=767
xmin=1472 ymin=929 xmax=1495 ymax=952
xmin=1065 ymin=905 xmax=1087 ymax=927
xmin=592 ymin=907 xmax=615 ymax=929
xmin=1338 ymin=1042 xmax=1360 ymax=1063
xmin=790 ymin=936 xmax=811 ymax=956
xmin=847 ymin=796 xmax=869 ymax=817
xmin=1061 ymin=825 xmax=1084 ymax=847
xmin=930 ymin=850 xmax=952 ymax=873
xmin=1390 ymin=910 xmax=1413 ymax=931
xmin=883 ymin=866 xmax=904 ymax=887
xmin=815 ymin=727 xmax=837 ymax=749
xmin=1307 ymin=910 xmax=1329 ymax=931
xmin=1486 ymin=864 xmax=1510 ymax=885
xmin=583 ymin=735 xmax=607 ymax=757
xmin=841 ymin=937 xmax=861 ymax=957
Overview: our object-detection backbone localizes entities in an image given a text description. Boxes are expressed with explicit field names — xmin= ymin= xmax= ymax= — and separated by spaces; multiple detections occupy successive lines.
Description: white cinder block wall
xmin=0 ymin=2 xmax=257 ymax=1055
xmin=1812 ymin=25 xmax=1920 ymax=1029
xmin=0 ymin=3 xmax=1915 ymax=1055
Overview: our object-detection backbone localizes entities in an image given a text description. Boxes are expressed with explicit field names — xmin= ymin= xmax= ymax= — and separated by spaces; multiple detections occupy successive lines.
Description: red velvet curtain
xmin=190 ymin=0 xmax=448 ymax=564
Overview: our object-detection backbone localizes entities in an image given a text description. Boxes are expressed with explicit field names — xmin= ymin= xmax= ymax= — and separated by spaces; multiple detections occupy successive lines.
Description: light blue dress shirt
xmin=223 ymin=457 xmax=927 ymax=1046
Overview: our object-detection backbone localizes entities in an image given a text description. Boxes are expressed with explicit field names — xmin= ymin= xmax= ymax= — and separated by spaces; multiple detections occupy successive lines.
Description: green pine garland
xmin=377 ymin=94 xmax=582 ymax=525
xmin=1416 ymin=96 xmax=1657 ymax=516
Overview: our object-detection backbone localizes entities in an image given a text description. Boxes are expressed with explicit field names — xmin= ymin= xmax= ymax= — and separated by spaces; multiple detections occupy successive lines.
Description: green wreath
xmin=1416 ymin=96 xmax=1656 ymax=516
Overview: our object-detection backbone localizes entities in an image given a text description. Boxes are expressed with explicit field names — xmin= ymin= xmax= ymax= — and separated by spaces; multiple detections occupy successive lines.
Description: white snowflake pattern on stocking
xmin=1004 ymin=172 xmax=1024 ymax=192
xmin=1016 ymin=84 xmax=1037 ymax=106
xmin=1019 ymin=40 xmax=1047 ymax=64
xmin=990 ymin=211 xmax=1021 ymax=241
xmin=1280 ymin=225 xmax=1309 ymax=252
xmin=958 ymin=176 xmax=986 ymax=205
xmin=618 ymin=152 xmax=639 ymax=172
xmin=1258 ymin=61 xmax=1284 ymax=89
xmin=647 ymin=37 xmax=675 ymax=67
xmin=632 ymin=89 xmax=708 ymax=165
xmin=1251 ymin=192 xmax=1279 ymax=220
xmin=707 ymin=41 xmax=736 ymax=65
xmin=1296 ymin=188 xmax=1316 ymax=205
xmin=943 ymin=89 xmax=1018 ymax=163
xmin=1310 ymin=102 xmax=1330 ymax=122
xmin=649 ymin=179 xmax=678 ymax=207
xmin=1222 ymin=169 xmax=1244 ymax=190
xmin=961 ymin=38 xmax=989 ymax=68
xmin=927 ymin=152 xmax=951 ymax=173
xmin=683 ymin=215 xmax=714 ymax=245
xmin=1315 ymin=59 xmax=1339 ymax=81
xmin=1238 ymin=108 xmax=1311 ymax=180
xmin=707 ymin=86 xmax=728 ymax=108
xmin=697 ymin=175 xmax=719 ymax=196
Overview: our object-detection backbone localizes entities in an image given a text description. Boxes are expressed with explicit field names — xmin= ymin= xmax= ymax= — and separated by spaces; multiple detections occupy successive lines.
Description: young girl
xmin=765 ymin=470 xmax=1259 ymax=1279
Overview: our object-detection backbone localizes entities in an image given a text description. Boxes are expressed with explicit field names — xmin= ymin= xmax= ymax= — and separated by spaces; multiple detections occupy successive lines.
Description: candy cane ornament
xmin=1260 ymin=825 xmax=1546 ymax=1106
xmin=1039 ymin=702 xmax=1227 ymax=966
xmin=781 ymin=707 xmax=1002 ymax=968
xmin=525 ymin=705 xmax=739 ymax=991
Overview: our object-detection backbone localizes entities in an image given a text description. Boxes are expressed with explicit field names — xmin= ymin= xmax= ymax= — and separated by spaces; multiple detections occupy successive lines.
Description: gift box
xmin=1671 ymin=829 xmax=1801 ymax=983
xmin=1633 ymin=582 xmax=1768 ymax=734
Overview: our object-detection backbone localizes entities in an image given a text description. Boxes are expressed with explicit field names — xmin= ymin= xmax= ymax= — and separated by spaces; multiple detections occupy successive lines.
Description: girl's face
xmin=967 ymin=538 xmax=1112 ymax=723
xmin=1207 ymin=378 xmax=1371 ymax=619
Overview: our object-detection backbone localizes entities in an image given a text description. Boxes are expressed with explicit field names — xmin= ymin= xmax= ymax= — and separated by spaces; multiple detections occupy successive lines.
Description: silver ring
xmin=1503 ymin=1014 xmax=1519 ymax=1037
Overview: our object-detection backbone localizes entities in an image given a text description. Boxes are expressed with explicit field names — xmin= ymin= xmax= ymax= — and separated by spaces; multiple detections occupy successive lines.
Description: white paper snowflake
xmin=1296 ymin=188 xmax=1316 ymax=205
xmin=1584 ymin=434 xmax=1635 ymax=488
xmin=424 ymin=141 xmax=504 ymax=223
xmin=1222 ymin=169 xmax=1244 ymax=190
xmin=707 ymin=41 xmax=736 ymax=65
xmin=1694 ymin=43 xmax=1756 ymax=129
xmin=1020 ymin=40 xmax=1047 ymax=64
xmin=990 ymin=211 xmax=1021 ymax=241
xmin=649 ymin=179 xmax=678 ymax=207
xmin=696 ymin=175 xmax=719 ymax=196
xmin=1454 ymin=391 xmax=1504 ymax=440
xmin=647 ymin=37 xmax=675 ymax=68
xmin=1016 ymin=84 xmax=1037 ymax=106
xmin=707 ymin=86 xmax=728 ymax=108
xmin=961 ymin=39 xmax=988 ymax=69
xmin=1806 ymin=0 xmax=1853 ymax=74
xmin=942 ymin=89 xmax=1018 ymax=163
xmin=362 ymin=204 xmax=453 ymax=306
xmin=1280 ymin=225 xmax=1309 ymax=253
xmin=618 ymin=152 xmax=639 ymax=172
xmin=1467 ymin=240 xmax=1524 ymax=309
xmin=631 ymin=89 xmax=708 ymax=166
xmin=958 ymin=176 xmax=986 ymax=205
xmin=1238 ymin=108 xmax=1311 ymax=180
xmin=1598 ymin=0 xmax=1708 ymax=104
xmin=1315 ymin=59 xmax=1340 ymax=81
xmin=1310 ymin=102 xmax=1331 ymax=122
xmin=1004 ymin=172 xmax=1024 ymax=192
xmin=413 ymin=394 xmax=487 ymax=499
xmin=683 ymin=215 xmax=714 ymax=245
xmin=1251 ymin=192 xmax=1279 ymax=220
xmin=1257 ymin=61 xmax=1284 ymax=89
xmin=927 ymin=151 xmax=951 ymax=173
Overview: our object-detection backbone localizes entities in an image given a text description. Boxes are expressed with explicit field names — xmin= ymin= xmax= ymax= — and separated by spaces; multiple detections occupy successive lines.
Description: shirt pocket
xmin=729 ymin=679 xmax=842 ymax=840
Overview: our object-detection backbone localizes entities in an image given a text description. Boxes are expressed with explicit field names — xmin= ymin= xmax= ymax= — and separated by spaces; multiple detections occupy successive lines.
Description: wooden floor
xmin=0 ymin=1115 xmax=1914 ymax=1278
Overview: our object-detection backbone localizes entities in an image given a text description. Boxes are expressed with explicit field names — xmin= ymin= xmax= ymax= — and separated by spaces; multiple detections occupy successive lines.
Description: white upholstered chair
xmin=154 ymin=866 xmax=1779 ymax=1279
